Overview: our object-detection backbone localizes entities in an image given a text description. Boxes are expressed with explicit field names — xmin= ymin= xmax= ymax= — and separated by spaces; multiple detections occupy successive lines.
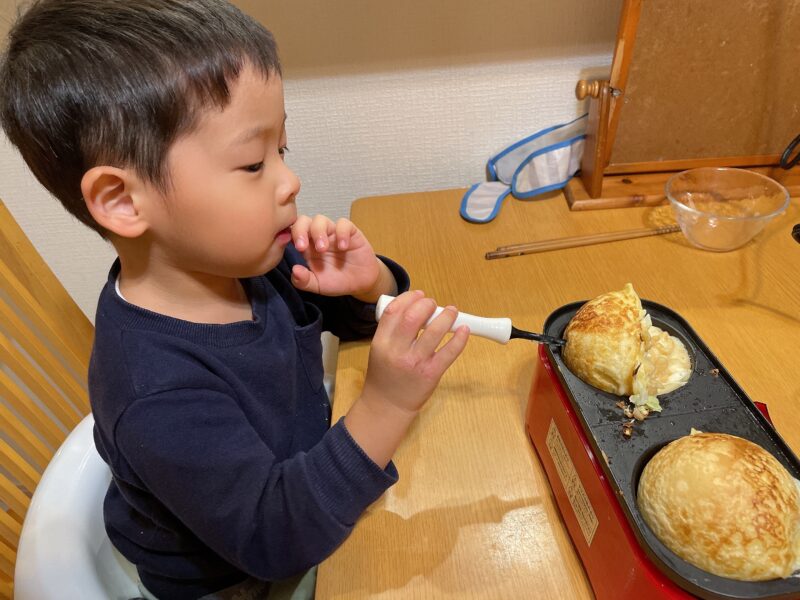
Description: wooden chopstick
xmin=485 ymin=224 xmax=681 ymax=260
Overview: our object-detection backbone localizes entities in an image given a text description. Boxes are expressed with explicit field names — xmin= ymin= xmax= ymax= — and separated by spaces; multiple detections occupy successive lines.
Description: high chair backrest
xmin=0 ymin=199 xmax=93 ymax=600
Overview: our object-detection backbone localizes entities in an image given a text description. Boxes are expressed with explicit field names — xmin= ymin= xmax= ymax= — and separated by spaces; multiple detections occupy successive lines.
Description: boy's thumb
xmin=290 ymin=264 xmax=319 ymax=293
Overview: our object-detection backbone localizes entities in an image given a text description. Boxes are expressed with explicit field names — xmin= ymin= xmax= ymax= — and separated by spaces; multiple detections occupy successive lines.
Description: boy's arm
xmin=344 ymin=291 xmax=470 ymax=468
xmin=289 ymin=217 xmax=470 ymax=472
xmin=115 ymin=389 xmax=397 ymax=581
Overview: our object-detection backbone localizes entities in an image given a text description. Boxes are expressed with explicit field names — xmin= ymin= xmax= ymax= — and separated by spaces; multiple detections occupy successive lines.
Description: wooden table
xmin=316 ymin=188 xmax=800 ymax=599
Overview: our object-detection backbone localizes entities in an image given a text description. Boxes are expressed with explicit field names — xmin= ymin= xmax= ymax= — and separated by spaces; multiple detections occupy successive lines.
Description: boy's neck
xmin=115 ymin=252 xmax=253 ymax=325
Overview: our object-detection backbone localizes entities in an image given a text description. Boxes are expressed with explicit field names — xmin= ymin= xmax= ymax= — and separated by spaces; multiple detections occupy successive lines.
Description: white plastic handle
xmin=375 ymin=294 xmax=512 ymax=344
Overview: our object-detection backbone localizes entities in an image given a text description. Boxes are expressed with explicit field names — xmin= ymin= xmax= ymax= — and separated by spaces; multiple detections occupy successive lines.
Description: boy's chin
xmin=204 ymin=248 xmax=285 ymax=279
xmin=242 ymin=252 xmax=284 ymax=277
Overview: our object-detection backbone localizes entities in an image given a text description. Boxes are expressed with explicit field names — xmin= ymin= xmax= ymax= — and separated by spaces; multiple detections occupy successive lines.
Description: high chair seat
xmin=14 ymin=414 xmax=140 ymax=600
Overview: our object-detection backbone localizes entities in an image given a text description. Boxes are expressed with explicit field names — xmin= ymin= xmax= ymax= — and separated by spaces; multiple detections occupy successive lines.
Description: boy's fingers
xmin=335 ymin=218 xmax=356 ymax=250
xmin=290 ymin=264 xmax=319 ymax=293
xmin=309 ymin=214 xmax=335 ymax=251
xmin=431 ymin=325 xmax=470 ymax=371
xmin=377 ymin=290 xmax=425 ymax=340
xmin=394 ymin=296 xmax=437 ymax=342
xmin=413 ymin=305 xmax=457 ymax=357
xmin=291 ymin=215 xmax=312 ymax=250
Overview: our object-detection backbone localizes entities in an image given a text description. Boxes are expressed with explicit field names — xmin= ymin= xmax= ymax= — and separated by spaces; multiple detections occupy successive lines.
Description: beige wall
xmin=0 ymin=0 xmax=15 ymax=37
xmin=0 ymin=1 xmax=620 ymax=319
xmin=243 ymin=0 xmax=618 ymax=75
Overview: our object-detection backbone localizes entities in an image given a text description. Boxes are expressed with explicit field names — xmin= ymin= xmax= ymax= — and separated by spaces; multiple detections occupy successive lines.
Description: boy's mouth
xmin=275 ymin=226 xmax=292 ymax=244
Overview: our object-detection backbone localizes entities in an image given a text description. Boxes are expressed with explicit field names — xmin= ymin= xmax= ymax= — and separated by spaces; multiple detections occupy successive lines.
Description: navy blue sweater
xmin=90 ymin=247 xmax=409 ymax=599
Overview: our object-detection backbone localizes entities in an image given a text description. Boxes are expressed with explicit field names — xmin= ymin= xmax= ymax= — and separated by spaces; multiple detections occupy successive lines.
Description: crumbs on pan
xmin=616 ymin=403 xmax=640 ymax=439
xmin=622 ymin=419 xmax=635 ymax=439
xmin=617 ymin=400 xmax=649 ymax=421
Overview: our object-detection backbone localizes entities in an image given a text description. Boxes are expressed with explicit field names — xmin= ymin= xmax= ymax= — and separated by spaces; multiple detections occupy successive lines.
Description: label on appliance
xmin=546 ymin=419 xmax=598 ymax=546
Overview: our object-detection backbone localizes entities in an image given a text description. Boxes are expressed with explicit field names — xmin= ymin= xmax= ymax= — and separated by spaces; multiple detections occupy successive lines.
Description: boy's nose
xmin=278 ymin=164 xmax=301 ymax=203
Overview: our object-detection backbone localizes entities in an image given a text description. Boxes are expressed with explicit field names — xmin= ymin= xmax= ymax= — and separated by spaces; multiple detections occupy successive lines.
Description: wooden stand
xmin=570 ymin=0 xmax=800 ymax=210
xmin=575 ymin=80 xmax=612 ymax=200
xmin=565 ymin=167 xmax=800 ymax=211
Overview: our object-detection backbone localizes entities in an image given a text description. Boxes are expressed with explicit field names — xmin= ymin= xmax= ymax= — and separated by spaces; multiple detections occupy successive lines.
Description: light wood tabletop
xmin=315 ymin=187 xmax=800 ymax=599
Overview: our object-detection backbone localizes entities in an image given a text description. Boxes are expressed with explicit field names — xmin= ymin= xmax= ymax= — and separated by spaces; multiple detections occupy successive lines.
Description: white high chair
xmin=14 ymin=414 xmax=141 ymax=599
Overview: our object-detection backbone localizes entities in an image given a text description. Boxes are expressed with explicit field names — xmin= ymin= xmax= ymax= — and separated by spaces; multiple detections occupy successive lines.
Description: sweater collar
xmin=100 ymin=260 xmax=267 ymax=347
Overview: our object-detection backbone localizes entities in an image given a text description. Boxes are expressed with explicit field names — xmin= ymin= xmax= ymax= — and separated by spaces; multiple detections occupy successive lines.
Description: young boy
xmin=0 ymin=1 xmax=470 ymax=598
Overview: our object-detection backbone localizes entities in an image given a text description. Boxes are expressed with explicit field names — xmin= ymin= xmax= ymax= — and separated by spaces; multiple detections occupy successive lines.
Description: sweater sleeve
xmin=282 ymin=245 xmax=411 ymax=341
xmin=115 ymin=390 xmax=397 ymax=580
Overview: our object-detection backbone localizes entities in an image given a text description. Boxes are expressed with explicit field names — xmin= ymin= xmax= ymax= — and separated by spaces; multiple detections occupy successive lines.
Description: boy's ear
xmin=81 ymin=166 xmax=149 ymax=238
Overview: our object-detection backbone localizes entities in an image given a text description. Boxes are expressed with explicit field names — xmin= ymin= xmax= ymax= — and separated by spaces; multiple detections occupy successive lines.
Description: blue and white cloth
xmin=461 ymin=114 xmax=587 ymax=223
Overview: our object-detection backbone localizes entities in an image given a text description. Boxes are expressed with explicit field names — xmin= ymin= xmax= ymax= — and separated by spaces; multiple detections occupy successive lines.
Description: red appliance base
xmin=526 ymin=344 xmax=692 ymax=600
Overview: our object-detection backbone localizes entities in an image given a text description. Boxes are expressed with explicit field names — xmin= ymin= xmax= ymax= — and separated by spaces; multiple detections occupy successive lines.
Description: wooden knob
xmin=575 ymin=79 xmax=601 ymax=100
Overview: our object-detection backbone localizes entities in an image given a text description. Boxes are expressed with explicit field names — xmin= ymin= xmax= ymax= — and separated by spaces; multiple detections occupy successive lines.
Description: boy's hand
xmin=291 ymin=214 xmax=393 ymax=300
xmin=361 ymin=291 xmax=469 ymax=415
xmin=344 ymin=291 xmax=470 ymax=467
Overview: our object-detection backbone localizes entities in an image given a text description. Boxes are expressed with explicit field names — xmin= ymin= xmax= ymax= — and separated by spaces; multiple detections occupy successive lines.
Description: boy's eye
xmin=279 ymin=145 xmax=290 ymax=159
xmin=243 ymin=162 xmax=264 ymax=173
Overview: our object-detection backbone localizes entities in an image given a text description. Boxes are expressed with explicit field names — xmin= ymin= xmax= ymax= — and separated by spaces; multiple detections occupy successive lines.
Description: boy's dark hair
xmin=0 ymin=0 xmax=281 ymax=236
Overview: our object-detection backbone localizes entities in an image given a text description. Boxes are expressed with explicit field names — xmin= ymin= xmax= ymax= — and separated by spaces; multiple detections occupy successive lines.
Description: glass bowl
xmin=665 ymin=168 xmax=790 ymax=252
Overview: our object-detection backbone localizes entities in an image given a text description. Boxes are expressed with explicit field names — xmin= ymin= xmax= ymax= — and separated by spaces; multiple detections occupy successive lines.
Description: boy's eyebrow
xmin=231 ymin=114 xmax=288 ymax=147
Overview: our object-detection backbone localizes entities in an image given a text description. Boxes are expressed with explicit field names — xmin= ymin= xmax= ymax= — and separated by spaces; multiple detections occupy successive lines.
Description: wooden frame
xmin=567 ymin=0 xmax=800 ymax=209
